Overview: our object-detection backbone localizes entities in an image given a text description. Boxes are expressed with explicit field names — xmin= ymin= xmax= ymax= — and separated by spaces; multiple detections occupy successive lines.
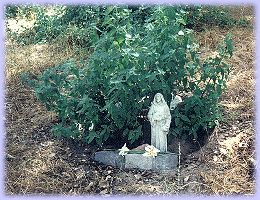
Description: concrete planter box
xmin=94 ymin=150 xmax=125 ymax=168
xmin=94 ymin=150 xmax=178 ymax=171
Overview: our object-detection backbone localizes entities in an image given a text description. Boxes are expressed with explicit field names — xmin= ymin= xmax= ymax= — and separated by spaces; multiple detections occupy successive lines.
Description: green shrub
xmin=6 ymin=5 xmax=153 ymax=47
xmin=22 ymin=6 xmax=233 ymax=146
xmin=184 ymin=5 xmax=249 ymax=30
xmin=5 ymin=5 xmax=19 ymax=18
xmin=5 ymin=5 xmax=38 ymax=19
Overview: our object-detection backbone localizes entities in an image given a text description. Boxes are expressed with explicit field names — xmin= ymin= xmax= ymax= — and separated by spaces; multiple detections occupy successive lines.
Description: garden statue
xmin=148 ymin=93 xmax=171 ymax=152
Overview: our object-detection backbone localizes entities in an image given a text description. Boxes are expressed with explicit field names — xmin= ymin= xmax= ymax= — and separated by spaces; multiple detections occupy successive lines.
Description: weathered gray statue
xmin=148 ymin=93 xmax=171 ymax=152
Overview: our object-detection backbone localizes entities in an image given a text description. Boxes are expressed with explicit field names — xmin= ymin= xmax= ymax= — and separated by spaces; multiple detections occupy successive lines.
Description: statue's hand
xmin=163 ymin=125 xmax=169 ymax=132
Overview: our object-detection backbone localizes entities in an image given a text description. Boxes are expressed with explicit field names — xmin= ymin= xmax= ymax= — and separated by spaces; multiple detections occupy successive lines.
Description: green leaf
xmin=179 ymin=114 xmax=191 ymax=123
xmin=128 ymin=126 xmax=142 ymax=144
xmin=175 ymin=117 xmax=180 ymax=126
xmin=123 ymin=128 xmax=129 ymax=136
xmin=86 ymin=131 xmax=99 ymax=144
xmin=224 ymin=33 xmax=233 ymax=57
xmin=172 ymin=128 xmax=180 ymax=136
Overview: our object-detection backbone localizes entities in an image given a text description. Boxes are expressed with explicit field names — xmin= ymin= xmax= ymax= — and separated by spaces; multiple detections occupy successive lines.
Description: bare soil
xmin=5 ymin=9 xmax=255 ymax=195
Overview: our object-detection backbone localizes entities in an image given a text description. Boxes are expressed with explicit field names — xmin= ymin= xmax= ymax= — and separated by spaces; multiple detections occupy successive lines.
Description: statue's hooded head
xmin=153 ymin=93 xmax=166 ymax=105
xmin=149 ymin=93 xmax=169 ymax=120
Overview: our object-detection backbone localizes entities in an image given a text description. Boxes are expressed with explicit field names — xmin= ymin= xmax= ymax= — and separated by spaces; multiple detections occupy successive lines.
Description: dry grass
xmin=5 ymin=7 xmax=255 ymax=196
xmin=186 ymin=25 xmax=255 ymax=194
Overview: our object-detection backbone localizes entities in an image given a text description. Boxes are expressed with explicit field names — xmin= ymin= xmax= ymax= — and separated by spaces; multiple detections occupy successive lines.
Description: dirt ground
xmin=5 ymin=8 xmax=255 ymax=195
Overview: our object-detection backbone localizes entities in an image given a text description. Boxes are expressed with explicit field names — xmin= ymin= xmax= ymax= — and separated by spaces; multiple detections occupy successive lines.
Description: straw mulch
xmin=5 ymin=12 xmax=255 ymax=195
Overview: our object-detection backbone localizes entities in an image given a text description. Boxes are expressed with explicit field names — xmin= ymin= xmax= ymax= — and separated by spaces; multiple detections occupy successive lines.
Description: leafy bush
xmin=5 ymin=5 xmax=247 ymax=47
xmin=21 ymin=6 xmax=233 ymax=146
xmin=6 ymin=5 xmax=152 ymax=47
xmin=184 ymin=5 xmax=249 ymax=30
xmin=5 ymin=5 xmax=19 ymax=18
xmin=5 ymin=5 xmax=38 ymax=19
xmin=6 ymin=6 xmax=66 ymax=45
